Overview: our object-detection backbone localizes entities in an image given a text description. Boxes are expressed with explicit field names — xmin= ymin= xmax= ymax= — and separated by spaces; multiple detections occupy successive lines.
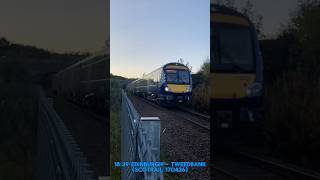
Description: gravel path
xmin=130 ymin=96 xmax=210 ymax=179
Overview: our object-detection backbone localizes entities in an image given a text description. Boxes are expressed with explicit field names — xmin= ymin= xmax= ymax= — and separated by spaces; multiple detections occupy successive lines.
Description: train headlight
xmin=246 ymin=82 xmax=263 ymax=97
xmin=165 ymin=86 xmax=171 ymax=92
xmin=186 ymin=85 xmax=192 ymax=92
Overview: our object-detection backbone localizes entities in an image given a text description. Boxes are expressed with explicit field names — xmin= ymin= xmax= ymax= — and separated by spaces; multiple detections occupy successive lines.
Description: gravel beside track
xmin=130 ymin=96 xmax=210 ymax=179
xmin=54 ymin=99 xmax=108 ymax=178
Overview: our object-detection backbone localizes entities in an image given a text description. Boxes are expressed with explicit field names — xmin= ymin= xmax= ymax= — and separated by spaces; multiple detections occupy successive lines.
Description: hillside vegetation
xmin=0 ymin=38 xmax=89 ymax=87
xmin=262 ymin=1 xmax=320 ymax=169
xmin=0 ymin=38 xmax=90 ymax=179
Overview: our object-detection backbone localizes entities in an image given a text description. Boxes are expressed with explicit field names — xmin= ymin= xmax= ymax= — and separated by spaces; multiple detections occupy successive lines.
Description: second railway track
xmin=232 ymin=150 xmax=320 ymax=180
xmin=213 ymin=143 xmax=320 ymax=180
xmin=136 ymin=96 xmax=210 ymax=131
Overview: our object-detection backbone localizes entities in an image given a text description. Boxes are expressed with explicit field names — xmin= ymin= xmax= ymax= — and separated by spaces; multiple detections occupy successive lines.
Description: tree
xmin=215 ymin=0 xmax=264 ymax=38
xmin=241 ymin=0 xmax=264 ymax=38
xmin=177 ymin=58 xmax=192 ymax=71
xmin=263 ymin=1 xmax=320 ymax=164
xmin=279 ymin=0 xmax=320 ymax=71
xmin=216 ymin=0 xmax=235 ymax=9
xmin=191 ymin=58 xmax=210 ymax=112
xmin=0 ymin=37 xmax=10 ymax=47
xmin=198 ymin=57 xmax=210 ymax=85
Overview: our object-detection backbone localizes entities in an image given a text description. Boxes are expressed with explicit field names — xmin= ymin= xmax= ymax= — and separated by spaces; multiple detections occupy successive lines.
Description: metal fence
xmin=37 ymin=89 xmax=97 ymax=180
xmin=121 ymin=90 xmax=163 ymax=180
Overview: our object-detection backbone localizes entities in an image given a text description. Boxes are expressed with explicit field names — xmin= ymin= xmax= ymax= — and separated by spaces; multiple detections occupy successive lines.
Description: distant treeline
xmin=0 ymin=37 xmax=90 ymax=87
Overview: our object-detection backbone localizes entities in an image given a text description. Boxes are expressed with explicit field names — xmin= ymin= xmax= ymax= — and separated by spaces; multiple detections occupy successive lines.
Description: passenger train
xmin=210 ymin=5 xmax=264 ymax=129
xmin=127 ymin=63 xmax=192 ymax=106
xmin=52 ymin=50 xmax=109 ymax=114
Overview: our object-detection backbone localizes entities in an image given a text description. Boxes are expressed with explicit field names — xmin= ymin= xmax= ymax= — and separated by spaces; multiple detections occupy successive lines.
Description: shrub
xmin=191 ymin=59 xmax=210 ymax=113
xmin=264 ymin=70 xmax=320 ymax=166
xmin=192 ymin=83 xmax=209 ymax=113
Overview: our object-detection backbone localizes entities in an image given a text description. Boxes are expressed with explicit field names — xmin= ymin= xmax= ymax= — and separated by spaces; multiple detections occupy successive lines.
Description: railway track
xmin=129 ymin=95 xmax=210 ymax=179
xmin=213 ymin=150 xmax=283 ymax=180
xmin=65 ymin=101 xmax=107 ymax=124
xmin=232 ymin=150 xmax=320 ymax=180
xmin=212 ymin=146 xmax=320 ymax=180
xmin=212 ymin=166 xmax=245 ymax=180
xmin=137 ymin=96 xmax=210 ymax=131
xmin=178 ymin=106 xmax=210 ymax=120
xmin=133 ymin=96 xmax=320 ymax=180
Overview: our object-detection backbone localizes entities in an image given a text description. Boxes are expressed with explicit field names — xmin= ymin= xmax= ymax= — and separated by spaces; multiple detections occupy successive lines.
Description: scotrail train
xmin=127 ymin=62 xmax=192 ymax=106
xmin=211 ymin=4 xmax=264 ymax=130
xmin=52 ymin=50 xmax=109 ymax=114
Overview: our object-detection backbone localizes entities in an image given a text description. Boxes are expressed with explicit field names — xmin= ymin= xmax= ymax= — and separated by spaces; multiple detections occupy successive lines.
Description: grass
xmin=160 ymin=152 xmax=183 ymax=180
xmin=110 ymin=111 xmax=121 ymax=179
xmin=109 ymin=78 xmax=123 ymax=179
xmin=0 ymin=83 xmax=38 ymax=180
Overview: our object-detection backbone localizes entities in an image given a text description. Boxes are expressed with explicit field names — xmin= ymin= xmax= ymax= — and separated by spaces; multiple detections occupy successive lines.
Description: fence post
xmin=140 ymin=117 xmax=161 ymax=161
xmin=121 ymin=90 xmax=163 ymax=180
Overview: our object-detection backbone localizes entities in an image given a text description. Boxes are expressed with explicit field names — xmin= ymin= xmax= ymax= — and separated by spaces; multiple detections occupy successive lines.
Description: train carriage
xmin=211 ymin=5 xmax=264 ymax=129
xmin=52 ymin=50 xmax=109 ymax=114
xmin=127 ymin=62 xmax=192 ymax=106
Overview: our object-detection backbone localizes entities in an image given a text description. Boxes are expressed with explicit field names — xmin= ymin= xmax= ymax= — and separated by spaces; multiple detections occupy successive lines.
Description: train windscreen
xmin=165 ymin=69 xmax=190 ymax=84
xmin=212 ymin=24 xmax=255 ymax=72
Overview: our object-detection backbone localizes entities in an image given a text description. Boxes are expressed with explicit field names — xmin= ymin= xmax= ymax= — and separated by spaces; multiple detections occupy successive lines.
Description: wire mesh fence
xmin=37 ymin=88 xmax=97 ymax=180
xmin=121 ymin=90 xmax=163 ymax=180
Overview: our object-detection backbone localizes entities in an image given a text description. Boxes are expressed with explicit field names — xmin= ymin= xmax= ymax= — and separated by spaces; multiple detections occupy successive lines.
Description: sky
xmin=0 ymin=0 xmax=108 ymax=53
xmin=110 ymin=0 xmax=210 ymax=78
xmin=0 ymin=0 xmax=299 ymax=70
xmin=111 ymin=0 xmax=299 ymax=78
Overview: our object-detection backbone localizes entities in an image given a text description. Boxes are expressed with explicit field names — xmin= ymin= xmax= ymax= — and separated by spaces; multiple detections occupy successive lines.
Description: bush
xmin=192 ymin=83 xmax=209 ymax=113
xmin=191 ymin=59 xmax=210 ymax=113
xmin=264 ymin=70 xmax=320 ymax=167
xmin=262 ymin=1 xmax=320 ymax=168
xmin=110 ymin=79 xmax=122 ymax=112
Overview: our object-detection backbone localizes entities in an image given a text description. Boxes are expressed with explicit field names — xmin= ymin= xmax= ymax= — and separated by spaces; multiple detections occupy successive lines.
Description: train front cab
xmin=157 ymin=64 xmax=192 ymax=106
xmin=210 ymin=5 xmax=264 ymax=133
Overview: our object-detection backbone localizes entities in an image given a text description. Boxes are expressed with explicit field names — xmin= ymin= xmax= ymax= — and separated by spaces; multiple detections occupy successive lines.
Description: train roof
xmin=139 ymin=62 xmax=189 ymax=79
xmin=163 ymin=62 xmax=190 ymax=70
xmin=54 ymin=50 xmax=108 ymax=77
xmin=211 ymin=4 xmax=244 ymax=17
xmin=211 ymin=4 xmax=252 ymax=26
xmin=163 ymin=62 xmax=186 ymax=67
